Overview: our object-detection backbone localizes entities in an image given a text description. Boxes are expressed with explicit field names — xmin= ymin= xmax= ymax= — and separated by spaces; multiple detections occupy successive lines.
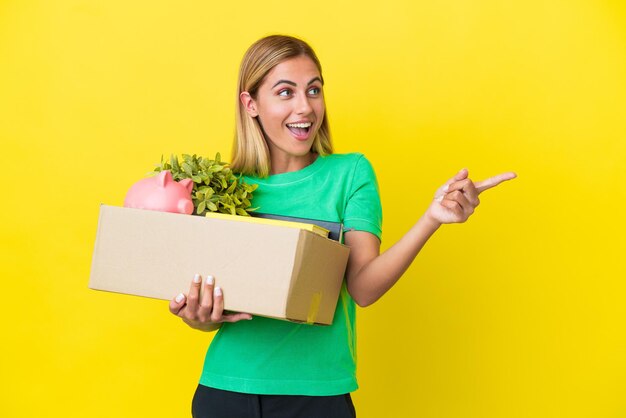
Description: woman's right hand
xmin=169 ymin=274 xmax=253 ymax=332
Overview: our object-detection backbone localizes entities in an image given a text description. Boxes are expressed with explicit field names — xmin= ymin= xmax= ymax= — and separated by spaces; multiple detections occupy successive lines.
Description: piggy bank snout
xmin=179 ymin=199 xmax=194 ymax=215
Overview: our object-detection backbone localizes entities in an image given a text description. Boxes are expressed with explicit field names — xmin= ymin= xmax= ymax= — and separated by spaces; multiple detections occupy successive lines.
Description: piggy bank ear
xmin=156 ymin=170 xmax=173 ymax=188
xmin=179 ymin=178 xmax=194 ymax=193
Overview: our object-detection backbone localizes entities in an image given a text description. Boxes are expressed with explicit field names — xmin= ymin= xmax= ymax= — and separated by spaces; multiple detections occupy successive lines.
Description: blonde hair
xmin=231 ymin=35 xmax=333 ymax=177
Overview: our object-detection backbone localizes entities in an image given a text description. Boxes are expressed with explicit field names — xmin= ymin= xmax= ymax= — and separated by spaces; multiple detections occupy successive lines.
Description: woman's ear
xmin=240 ymin=92 xmax=258 ymax=117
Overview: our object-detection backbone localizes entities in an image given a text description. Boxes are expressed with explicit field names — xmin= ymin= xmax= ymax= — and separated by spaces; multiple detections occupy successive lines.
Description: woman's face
xmin=242 ymin=55 xmax=325 ymax=168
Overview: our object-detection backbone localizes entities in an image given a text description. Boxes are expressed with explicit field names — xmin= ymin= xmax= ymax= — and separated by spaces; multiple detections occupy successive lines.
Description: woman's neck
xmin=270 ymin=152 xmax=318 ymax=175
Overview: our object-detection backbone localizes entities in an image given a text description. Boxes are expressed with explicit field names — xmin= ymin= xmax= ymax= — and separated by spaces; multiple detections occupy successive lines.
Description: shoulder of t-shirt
xmin=322 ymin=152 xmax=369 ymax=169
xmin=324 ymin=152 xmax=364 ymax=161
xmin=323 ymin=153 xmax=377 ymax=185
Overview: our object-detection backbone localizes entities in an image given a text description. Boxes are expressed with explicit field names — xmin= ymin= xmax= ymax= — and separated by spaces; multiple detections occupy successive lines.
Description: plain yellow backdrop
xmin=1 ymin=1 xmax=625 ymax=417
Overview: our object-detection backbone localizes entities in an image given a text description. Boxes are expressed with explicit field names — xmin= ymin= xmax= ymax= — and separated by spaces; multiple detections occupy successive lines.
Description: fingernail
xmin=214 ymin=286 xmax=222 ymax=297
xmin=442 ymin=184 xmax=449 ymax=192
xmin=193 ymin=274 xmax=201 ymax=284
xmin=435 ymin=195 xmax=444 ymax=202
xmin=206 ymin=275 xmax=215 ymax=285
xmin=175 ymin=293 xmax=185 ymax=303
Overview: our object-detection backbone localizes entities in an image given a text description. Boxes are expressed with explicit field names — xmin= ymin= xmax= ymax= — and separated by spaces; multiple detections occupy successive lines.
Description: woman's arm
xmin=345 ymin=168 xmax=516 ymax=307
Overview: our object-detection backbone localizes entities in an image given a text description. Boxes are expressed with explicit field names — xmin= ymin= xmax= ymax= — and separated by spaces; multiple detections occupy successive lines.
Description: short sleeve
xmin=343 ymin=155 xmax=383 ymax=241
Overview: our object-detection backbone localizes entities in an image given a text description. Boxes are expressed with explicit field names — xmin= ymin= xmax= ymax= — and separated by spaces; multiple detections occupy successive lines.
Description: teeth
xmin=287 ymin=122 xmax=312 ymax=128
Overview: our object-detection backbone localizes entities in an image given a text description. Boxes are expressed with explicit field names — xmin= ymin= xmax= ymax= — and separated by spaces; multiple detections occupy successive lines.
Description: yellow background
xmin=1 ymin=0 xmax=625 ymax=417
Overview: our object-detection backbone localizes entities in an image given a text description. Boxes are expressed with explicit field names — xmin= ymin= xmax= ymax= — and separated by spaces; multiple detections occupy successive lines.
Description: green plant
xmin=150 ymin=153 xmax=258 ymax=216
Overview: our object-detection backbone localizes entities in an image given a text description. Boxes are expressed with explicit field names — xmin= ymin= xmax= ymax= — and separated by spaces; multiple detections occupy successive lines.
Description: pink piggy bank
xmin=124 ymin=170 xmax=194 ymax=215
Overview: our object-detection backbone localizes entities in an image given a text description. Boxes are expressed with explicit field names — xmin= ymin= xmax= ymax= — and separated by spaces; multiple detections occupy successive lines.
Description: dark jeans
xmin=192 ymin=384 xmax=357 ymax=418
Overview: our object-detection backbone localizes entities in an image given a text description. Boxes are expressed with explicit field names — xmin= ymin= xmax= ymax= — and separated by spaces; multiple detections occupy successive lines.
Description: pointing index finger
xmin=475 ymin=172 xmax=517 ymax=193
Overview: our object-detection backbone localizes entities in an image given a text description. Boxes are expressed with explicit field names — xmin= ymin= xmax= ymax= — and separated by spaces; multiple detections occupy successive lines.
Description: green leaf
xmin=192 ymin=175 xmax=202 ymax=183
xmin=197 ymin=201 xmax=206 ymax=214
xmin=182 ymin=162 xmax=194 ymax=177
xmin=207 ymin=201 xmax=218 ymax=212
xmin=170 ymin=154 xmax=180 ymax=172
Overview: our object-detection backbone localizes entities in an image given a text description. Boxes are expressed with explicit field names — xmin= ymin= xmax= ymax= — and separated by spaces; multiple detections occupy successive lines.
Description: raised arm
xmin=345 ymin=168 xmax=516 ymax=307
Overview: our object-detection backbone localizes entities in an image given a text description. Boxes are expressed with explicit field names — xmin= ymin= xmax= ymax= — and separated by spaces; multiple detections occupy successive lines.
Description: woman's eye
xmin=278 ymin=89 xmax=292 ymax=97
xmin=308 ymin=87 xmax=321 ymax=96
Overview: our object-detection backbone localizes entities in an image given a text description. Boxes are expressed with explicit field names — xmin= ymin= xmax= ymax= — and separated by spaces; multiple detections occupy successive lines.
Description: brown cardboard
xmin=89 ymin=205 xmax=351 ymax=325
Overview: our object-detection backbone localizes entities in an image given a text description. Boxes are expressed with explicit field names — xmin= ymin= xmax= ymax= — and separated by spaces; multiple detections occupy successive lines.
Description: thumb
xmin=436 ymin=168 xmax=469 ymax=198
xmin=445 ymin=168 xmax=469 ymax=185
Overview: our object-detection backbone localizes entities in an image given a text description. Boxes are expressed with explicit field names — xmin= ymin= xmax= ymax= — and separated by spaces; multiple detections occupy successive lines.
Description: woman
xmin=169 ymin=35 xmax=516 ymax=417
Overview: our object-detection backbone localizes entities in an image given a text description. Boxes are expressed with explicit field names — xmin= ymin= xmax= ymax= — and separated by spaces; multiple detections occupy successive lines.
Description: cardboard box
xmin=89 ymin=205 xmax=351 ymax=325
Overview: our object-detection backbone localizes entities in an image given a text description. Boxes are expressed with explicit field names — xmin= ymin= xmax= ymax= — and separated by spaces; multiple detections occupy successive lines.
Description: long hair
xmin=231 ymin=35 xmax=333 ymax=177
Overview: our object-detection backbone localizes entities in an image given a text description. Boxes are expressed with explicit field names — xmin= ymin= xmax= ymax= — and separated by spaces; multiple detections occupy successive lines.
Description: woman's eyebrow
xmin=271 ymin=77 xmax=323 ymax=89
xmin=272 ymin=79 xmax=296 ymax=88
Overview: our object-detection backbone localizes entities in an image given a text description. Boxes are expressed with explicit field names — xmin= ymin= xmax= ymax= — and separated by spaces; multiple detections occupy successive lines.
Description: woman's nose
xmin=295 ymin=94 xmax=313 ymax=115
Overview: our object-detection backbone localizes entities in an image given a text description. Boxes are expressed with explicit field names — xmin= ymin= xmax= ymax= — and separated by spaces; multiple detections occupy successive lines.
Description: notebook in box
xmin=250 ymin=212 xmax=344 ymax=242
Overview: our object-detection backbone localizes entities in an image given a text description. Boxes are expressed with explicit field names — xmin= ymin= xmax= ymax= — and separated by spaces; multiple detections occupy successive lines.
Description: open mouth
xmin=286 ymin=122 xmax=312 ymax=138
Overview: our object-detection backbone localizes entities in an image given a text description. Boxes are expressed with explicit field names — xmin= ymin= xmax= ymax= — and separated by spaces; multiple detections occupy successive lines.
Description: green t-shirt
xmin=198 ymin=152 xmax=383 ymax=396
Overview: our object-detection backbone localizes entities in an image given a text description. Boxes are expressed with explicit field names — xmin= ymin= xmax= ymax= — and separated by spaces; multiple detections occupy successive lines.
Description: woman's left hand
xmin=425 ymin=168 xmax=517 ymax=225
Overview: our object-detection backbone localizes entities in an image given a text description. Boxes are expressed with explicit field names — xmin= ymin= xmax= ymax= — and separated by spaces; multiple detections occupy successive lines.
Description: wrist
xmin=420 ymin=212 xmax=442 ymax=233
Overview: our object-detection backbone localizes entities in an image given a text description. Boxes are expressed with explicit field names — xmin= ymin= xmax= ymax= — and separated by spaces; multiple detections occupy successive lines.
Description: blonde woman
xmin=169 ymin=35 xmax=516 ymax=418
